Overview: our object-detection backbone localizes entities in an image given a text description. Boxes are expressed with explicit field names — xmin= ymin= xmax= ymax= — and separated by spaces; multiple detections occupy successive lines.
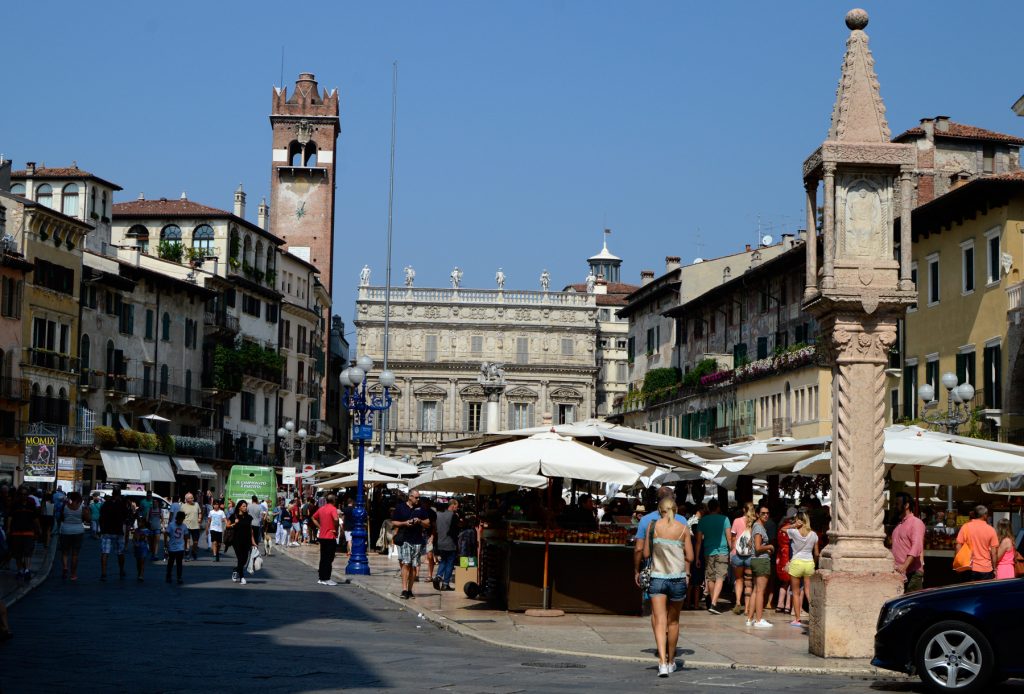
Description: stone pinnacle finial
xmin=845 ymin=8 xmax=868 ymax=31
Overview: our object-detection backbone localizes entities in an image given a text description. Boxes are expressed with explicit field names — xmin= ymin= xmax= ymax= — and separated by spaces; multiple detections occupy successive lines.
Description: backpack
xmin=735 ymin=528 xmax=753 ymax=557
xmin=280 ymin=509 xmax=292 ymax=530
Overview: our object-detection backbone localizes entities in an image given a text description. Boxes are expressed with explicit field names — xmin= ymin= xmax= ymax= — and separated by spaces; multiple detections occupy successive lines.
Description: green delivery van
xmin=225 ymin=466 xmax=278 ymax=506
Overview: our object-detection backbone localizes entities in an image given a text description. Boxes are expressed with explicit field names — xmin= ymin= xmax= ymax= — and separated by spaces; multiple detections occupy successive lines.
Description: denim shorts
xmin=730 ymin=554 xmax=752 ymax=569
xmin=648 ymin=577 xmax=687 ymax=602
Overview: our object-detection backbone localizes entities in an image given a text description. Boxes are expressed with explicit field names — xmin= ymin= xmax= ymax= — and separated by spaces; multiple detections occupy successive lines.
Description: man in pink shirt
xmin=956 ymin=505 xmax=999 ymax=581
xmin=890 ymin=493 xmax=925 ymax=592
xmin=311 ymin=494 xmax=340 ymax=587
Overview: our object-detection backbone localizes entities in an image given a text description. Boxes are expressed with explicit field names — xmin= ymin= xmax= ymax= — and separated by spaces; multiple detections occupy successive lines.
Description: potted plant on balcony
xmin=158 ymin=240 xmax=184 ymax=263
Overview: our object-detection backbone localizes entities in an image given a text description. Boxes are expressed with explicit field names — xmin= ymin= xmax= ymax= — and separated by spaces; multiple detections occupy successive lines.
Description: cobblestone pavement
xmin=4 ymin=541 xmax=1021 ymax=693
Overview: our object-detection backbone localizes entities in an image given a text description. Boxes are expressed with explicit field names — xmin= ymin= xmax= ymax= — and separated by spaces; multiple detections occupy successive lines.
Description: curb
xmin=275 ymin=547 xmax=899 ymax=678
xmin=4 ymin=541 xmax=58 ymax=608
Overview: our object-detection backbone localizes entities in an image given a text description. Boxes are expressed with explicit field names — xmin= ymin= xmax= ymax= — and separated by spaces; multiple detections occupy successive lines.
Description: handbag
xmin=247 ymin=547 xmax=263 ymax=574
xmin=952 ymin=527 xmax=972 ymax=573
xmin=639 ymin=523 xmax=654 ymax=592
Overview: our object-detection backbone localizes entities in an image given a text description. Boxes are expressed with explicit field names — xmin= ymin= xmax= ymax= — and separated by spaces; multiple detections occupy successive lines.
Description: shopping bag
xmin=247 ymin=547 xmax=263 ymax=574
xmin=952 ymin=540 xmax=972 ymax=573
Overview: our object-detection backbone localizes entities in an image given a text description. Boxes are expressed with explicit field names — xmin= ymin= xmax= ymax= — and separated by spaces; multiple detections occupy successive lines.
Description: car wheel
xmin=915 ymin=620 xmax=994 ymax=694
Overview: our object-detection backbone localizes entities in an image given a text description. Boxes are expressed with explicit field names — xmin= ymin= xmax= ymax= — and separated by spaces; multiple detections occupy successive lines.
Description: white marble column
xmin=821 ymin=163 xmax=836 ymax=289
xmin=804 ymin=179 xmax=818 ymax=298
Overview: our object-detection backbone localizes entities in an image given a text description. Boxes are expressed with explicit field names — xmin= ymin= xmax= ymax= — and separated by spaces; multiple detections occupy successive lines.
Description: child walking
xmin=165 ymin=511 xmax=187 ymax=585
xmin=132 ymin=519 xmax=150 ymax=581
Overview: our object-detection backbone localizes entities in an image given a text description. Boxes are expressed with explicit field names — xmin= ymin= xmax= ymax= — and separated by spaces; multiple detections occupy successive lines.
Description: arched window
xmin=288 ymin=141 xmax=302 ymax=167
xmin=255 ymin=240 xmax=264 ymax=272
xmin=101 ymin=191 xmax=107 ymax=218
xmin=304 ymin=141 xmax=318 ymax=167
xmin=192 ymin=224 xmax=214 ymax=255
xmin=80 ymin=334 xmax=90 ymax=370
xmin=266 ymin=246 xmax=275 ymax=275
xmin=229 ymin=226 xmax=240 ymax=260
xmin=160 ymin=364 xmax=169 ymax=396
xmin=61 ymin=184 xmax=79 ymax=216
xmin=36 ymin=184 xmax=53 ymax=208
xmin=161 ymin=312 xmax=170 ymax=341
xmin=10 ymin=183 xmax=24 ymax=196
xmin=161 ymin=225 xmax=182 ymax=241
xmin=243 ymin=235 xmax=252 ymax=268
xmin=127 ymin=224 xmax=149 ymax=253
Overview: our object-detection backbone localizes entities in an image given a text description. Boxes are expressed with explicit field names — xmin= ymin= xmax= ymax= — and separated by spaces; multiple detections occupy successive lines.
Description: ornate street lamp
xmin=277 ymin=420 xmax=308 ymax=495
xmin=340 ymin=355 xmax=395 ymax=575
xmin=918 ymin=371 xmax=975 ymax=512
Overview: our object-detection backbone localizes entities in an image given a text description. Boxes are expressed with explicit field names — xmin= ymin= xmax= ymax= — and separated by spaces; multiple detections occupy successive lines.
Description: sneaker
xmin=239 ymin=578 xmax=247 ymax=585
xmin=232 ymin=572 xmax=239 ymax=582
xmin=432 ymin=577 xmax=441 ymax=591
xmin=400 ymin=590 xmax=411 ymax=599
xmin=657 ymin=663 xmax=670 ymax=678
xmin=790 ymin=620 xmax=803 ymax=627
xmin=442 ymin=584 xmax=455 ymax=591
xmin=753 ymin=619 xmax=773 ymax=629
xmin=744 ymin=618 xmax=753 ymax=627
xmin=317 ymin=579 xmax=327 ymax=585
xmin=668 ymin=662 xmax=678 ymax=673
xmin=322 ymin=579 xmax=338 ymax=586
xmin=708 ymin=607 xmax=722 ymax=615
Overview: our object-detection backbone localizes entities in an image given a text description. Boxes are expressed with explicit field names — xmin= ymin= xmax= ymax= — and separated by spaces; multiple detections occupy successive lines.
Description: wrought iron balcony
xmin=24 ymin=348 xmax=78 ymax=373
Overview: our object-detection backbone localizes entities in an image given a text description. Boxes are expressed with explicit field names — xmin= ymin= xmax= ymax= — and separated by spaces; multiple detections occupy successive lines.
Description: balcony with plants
xmin=210 ymin=341 xmax=284 ymax=391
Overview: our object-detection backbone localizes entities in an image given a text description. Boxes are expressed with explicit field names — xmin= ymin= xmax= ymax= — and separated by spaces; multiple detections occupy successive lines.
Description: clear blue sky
xmin=4 ymin=1 xmax=1023 ymax=335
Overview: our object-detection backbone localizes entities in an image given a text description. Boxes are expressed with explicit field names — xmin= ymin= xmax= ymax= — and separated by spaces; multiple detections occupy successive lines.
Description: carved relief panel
xmin=836 ymin=175 xmax=892 ymax=261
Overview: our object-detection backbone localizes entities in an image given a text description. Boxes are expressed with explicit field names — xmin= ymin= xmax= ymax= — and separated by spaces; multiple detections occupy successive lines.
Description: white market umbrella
xmin=313 ymin=453 xmax=419 ymax=477
xmin=721 ymin=437 xmax=819 ymax=475
xmin=316 ymin=472 xmax=407 ymax=489
xmin=982 ymin=475 xmax=1024 ymax=496
xmin=441 ymin=431 xmax=644 ymax=486
xmin=408 ymin=468 xmax=548 ymax=494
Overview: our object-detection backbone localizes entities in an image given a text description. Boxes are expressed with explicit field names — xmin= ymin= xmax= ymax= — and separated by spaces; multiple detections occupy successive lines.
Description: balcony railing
xmin=203 ymin=311 xmax=240 ymax=334
xmin=283 ymin=335 xmax=293 ymax=350
xmin=360 ymin=286 xmax=595 ymax=307
xmin=126 ymin=379 xmax=204 ymax=409
xmin=304 ymin=382 xmax=320 ymax=398
xmin=280 ymin=377 xmax=294 ymax=392
xmin=1007 ymin=282 xmax=1023 ymax=312
xmin=24 ymin=348 xmax=79 ymax=373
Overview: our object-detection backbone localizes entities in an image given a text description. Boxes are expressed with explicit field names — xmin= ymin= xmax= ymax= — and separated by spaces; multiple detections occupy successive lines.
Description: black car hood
xmin=885 ymin=577 xmax=1021 ymax=609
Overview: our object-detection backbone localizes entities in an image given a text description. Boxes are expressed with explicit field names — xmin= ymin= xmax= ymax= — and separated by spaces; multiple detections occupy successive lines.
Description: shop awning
xmin=100 ymin=450 xmax=142 ymax=482
xmin=172 ymin=456 xmax=201 ymax=475
xmin=138 ymin=453 xmax=176 ymax=483
xmin=197 ymin=463 xmax=217 ymax=480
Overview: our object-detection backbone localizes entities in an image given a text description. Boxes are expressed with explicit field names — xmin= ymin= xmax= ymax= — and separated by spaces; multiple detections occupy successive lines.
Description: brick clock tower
xmin=269 ymin=72 xmax=340 ymax=293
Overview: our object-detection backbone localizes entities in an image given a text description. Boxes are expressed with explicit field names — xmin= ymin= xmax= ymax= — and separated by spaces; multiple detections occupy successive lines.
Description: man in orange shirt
xmin=956 ymin=505 xmax=999 ymax=581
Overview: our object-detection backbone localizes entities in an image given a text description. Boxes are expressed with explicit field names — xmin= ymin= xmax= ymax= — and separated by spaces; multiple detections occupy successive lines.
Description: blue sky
xmin=4 ymin=2 xmax=1023 ymax=336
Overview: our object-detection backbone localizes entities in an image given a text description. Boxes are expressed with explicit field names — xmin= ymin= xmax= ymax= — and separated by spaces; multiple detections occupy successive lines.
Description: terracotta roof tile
xmin=564 ymin=281 xmax=639 ymax=306
xmin=112 ymin=198 xmax=229 ymax=218
xmin=11 ymin=165 xmax=123 ymax=190
xmin=893 ymin=120 xmax=1024 ymax=145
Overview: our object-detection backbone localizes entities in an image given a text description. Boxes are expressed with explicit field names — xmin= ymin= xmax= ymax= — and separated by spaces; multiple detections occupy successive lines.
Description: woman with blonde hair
xmin=744 ymin=503 xmax=775 ymax=628
xmin=994 ymin=518 xmax=1016 ymax=580
xmin=785 ymin=511 xmax=819 ymax=626
xmin=643 ymin=495 xmax=693 ymax=678
xmin=729 ymin=502 xmax=756 ymax=614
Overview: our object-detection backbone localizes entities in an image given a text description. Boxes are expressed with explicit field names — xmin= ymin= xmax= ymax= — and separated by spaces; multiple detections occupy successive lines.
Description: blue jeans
xmin=436 ymin=549 xmax=457 ymax=585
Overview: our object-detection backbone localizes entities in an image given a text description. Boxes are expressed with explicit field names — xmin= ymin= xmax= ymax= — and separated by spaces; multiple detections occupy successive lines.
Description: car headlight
xmin=881 ymin=604 xmax=913 ymax=628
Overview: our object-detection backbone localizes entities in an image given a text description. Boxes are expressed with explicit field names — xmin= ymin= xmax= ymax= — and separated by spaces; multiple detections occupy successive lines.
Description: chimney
xmin=781 ymin=232 xmax=795 ymax=249
xmin=233 ymin=183 xmax=246 ymax=218
xmin=25 ymin=162 xmax=35 ymax=175
xmin=919 ymin=117 xmax=935 ymax=140
xmin=935 ymin=115 xmax=951 ymax=133
xmin=137 ymin=192 xmax=144 ymax=200
xmin=257 ymin=198 xmax=269 ymax=230
xmin=180 ymin=191 xmax=188 ymax=201
xmin=665 ymin=256 xmax=681 ymax=272
xmin=640 ymin=270 xmax=655 ymax=285
xmin=798 ymin=229 xmax=808 ymax=241
xmin=0 ymin=158 xmax=10 ymax=193
xmin=745 ymin=244 xmax=751 ymax=252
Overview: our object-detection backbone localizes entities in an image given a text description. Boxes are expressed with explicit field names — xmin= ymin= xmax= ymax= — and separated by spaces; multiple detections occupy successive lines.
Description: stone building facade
xmin=353 ymin=282 xmax=598 ymax=462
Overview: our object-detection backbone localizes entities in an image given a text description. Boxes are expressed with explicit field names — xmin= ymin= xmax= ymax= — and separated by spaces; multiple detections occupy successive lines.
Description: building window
xmin=961 ymin=240 xmax=974 ymax=294
xmin=1 ymin=278 xmax=22 ymax=318
xmin=733 ymin=342 xmax=748 ymax=367
xmin=561 ymin=338 xmax=574 ymax=357
xmin=466 ymin=401 xmax=482 ymax=432
xmin=185 ymin=370 xmax=192 ymax=405
xmin=420 ymin=400 xmax=438 ymax=432
xmin=902 ymin=362 xmax=918 ymax=420
xmin=986 ymin=227 xmax=1002 ymax=285
xmin=241 ymin=391 xmax=256 ymax=421
xmin=983 ymin=342 xmax=1002 ymax=409
xmin=162 ymin=312 xmax=171 ymax=341
xmin=646 ymin=327 xmax=656 ymax=353
xmin=956 ymin=349 xmax=976 ymax=392
xmin=61 ymin=184 xmax=79 ymax=216
xmin=10 ymin=183 xmax=24 ymax=196
xmin=425 ymin=334 xmax=438 ymax=362
xmin=263 ymin=396 xmax=270 ymax=425
xmin=145 ymin=310 xmax=154 ymax=340
xmin=925 ymin=357 xmax=939 ymax=396
xmin=983 ymin=145 xmax=995 ymax=174
xmin=36 ymin=184 xmax=53 ymax=208
xmin=515 ymin=337 xmax=529 ymax=364
xmin=471 ymin=336 xmax=483 ymax=355
xmin=511 ymin=402 xmax=533 ymax=429
xmin=927 ymin=254 xmax=940 ymax=306
xmin=616 ymin=362 xmax=627 ymax=382
xmin=160 ymin=364 xmax=169 ymax=396
xmin=161 ymin=224 xmax=182 ymax=242
xmin=241 ymin=294 xmax=261 ymax=317
xmin=557 ymin=403 xmax=575 ymax=425
xmin=118 ymin=303 xmax=134 ymax=335
xmin=34 ymin=259 xmax=74 ymax=295
xmin=909 ymin=262 xmax=918 ymax=311
xmin=626 ymin=336 xmax=635 ymax=363
xmin=192 ymin=224 xmax=214 ymax=255
xmin=756 ymin=336 xmax=769 ymax=360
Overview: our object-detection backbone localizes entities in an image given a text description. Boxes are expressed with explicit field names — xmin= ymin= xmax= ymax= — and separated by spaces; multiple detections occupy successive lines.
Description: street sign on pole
xmin=353 ymin=424 xmax=373 ymax=441
xmin=282 ymin=467 xmax=296 ymax=485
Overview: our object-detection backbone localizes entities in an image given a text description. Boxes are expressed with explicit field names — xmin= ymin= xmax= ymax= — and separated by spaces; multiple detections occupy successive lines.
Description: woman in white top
xmin=643 ymin=496 xmax=693 ymax=678
xmin=785 ymin=511 xmax=819 ymax=626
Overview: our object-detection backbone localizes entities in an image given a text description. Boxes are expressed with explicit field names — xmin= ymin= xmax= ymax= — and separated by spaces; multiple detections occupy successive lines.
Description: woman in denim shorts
xmin=643 ymin=496 xmax=693 ymax=678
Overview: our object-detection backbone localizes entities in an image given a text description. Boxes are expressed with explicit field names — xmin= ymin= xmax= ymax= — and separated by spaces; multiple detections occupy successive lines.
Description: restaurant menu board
xmin=24 ymin=434 xmax=57 ymax=483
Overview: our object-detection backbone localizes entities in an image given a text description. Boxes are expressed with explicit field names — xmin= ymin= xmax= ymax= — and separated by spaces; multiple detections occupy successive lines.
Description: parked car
xmin=872 ymin=578 xmax=1024 ymax=693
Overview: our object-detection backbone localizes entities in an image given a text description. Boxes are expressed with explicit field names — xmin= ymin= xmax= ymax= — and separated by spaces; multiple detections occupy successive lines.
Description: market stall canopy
xmin=443 ymin=419 xmax=732 ymax=462
xmin=172 ymin=456 xmax=201 ymax=475
xmin=138 ymin=453 xmax=176 ymax=483
xmin=316 ymin=472 xmax=407 ymax=489
xmin=312 ymin=453 xmax=419 ymax=477
xmin=100 ymin=450 xmax=142 ymax=482
xmin=441 ymin=432 xmax=644 ymax=486
xmin=408 ymin=468 xmax=548 ymax=494
xmin=720 ymin=437 xmax=818 ymax=475
xmin=982 ymin=475 xmax=1024 ymax=496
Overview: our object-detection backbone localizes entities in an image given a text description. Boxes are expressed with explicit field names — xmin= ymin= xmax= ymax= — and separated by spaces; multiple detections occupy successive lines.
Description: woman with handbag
xmin=227 ymin=500 xmax=257 ymax=585
xmin=995 ymin=518 xmax=1016 ymax=580
xmin=642 ymin=496 xmax=693 ymax=678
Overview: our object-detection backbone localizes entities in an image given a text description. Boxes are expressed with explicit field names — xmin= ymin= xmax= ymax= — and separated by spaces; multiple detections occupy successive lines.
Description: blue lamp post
xmin=341 ymin=355 xmax=395 ymax=575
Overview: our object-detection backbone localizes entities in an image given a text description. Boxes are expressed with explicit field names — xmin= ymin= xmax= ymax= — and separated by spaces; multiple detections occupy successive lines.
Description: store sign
xmin=282 ymin=467 xmax=296 ymax=485
xmin=24 ymin=434 xmax=58 ymax=483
